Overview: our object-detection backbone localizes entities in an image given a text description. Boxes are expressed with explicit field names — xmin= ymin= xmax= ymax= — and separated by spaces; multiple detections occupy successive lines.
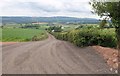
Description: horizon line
xmin=0 ymin=16 xmax=99 ymax=19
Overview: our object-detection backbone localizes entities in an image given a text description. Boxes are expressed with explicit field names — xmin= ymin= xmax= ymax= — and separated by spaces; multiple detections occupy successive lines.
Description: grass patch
xmin=1 ymin=28 xmax=47 ymax=42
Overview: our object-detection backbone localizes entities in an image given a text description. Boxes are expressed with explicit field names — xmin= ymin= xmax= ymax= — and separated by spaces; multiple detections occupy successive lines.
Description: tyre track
xmin=2 ymin=34 xmax=114 ymax=74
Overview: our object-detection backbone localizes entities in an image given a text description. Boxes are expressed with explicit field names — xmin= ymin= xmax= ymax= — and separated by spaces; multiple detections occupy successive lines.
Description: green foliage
xmin=32 ymin=33 xmax=48 ymax=41
xmin=47 ymin=26 xmax=62 ymax=32
xmin=52 ymin=32 xmax=68 ymax=41
xmin=75 ymin=24 xmax=99 ymax=30
xmin=90 ymin=1 xmax=120 ymax=22
xmin=52 ymin=28 xmax=117 ymax=48
xmin=0 ymin=28 xmax=2 ymax=41
xmin=90 ymin=0 xmax=120 ymax=50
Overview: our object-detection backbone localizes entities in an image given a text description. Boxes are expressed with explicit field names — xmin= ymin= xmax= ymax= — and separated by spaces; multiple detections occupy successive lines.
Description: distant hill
xmin=1 ymin=16 xmax=99 ymax=24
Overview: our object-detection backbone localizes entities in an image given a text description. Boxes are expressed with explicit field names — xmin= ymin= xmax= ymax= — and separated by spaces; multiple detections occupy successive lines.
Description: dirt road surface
xmin=2 ymin=34 xmax=114 ymax=74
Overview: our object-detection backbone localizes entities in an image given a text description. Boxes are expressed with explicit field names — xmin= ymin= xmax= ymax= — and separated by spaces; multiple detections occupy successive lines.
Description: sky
xmin=0 ymin=0 xmax=100 ymax=18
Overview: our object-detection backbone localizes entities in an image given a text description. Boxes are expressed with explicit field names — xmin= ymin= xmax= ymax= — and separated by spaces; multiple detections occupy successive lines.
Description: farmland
xmin=2 ymin=22 xmax=118 ymax=74
xmin=1 ymin=24 xmax=48 ymax=42
xmin=1 ymin=1 xmax=119 ymax=74
xmin=0 ymin=28 xmax=2 ymax=41
xmin=2 ymin=23 xmax=118 ymax=74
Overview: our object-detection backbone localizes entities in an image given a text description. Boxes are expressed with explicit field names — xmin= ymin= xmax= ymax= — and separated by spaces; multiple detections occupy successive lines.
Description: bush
xmin=32 ymin=33 xmax=48 ymax=41
xmin=52 ymin=28 xmax=117 ymax=48
xmin=47 ymin=26 xmax=62 ymax=32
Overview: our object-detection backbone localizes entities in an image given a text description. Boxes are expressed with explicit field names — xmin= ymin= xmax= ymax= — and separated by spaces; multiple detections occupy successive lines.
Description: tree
xmin=47 ymin=26 xmax=62 ymax=32
xmin=90 ymin=0 xmax=120 ymax=50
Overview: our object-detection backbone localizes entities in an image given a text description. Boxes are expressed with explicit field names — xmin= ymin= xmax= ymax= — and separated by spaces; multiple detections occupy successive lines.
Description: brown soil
xmin=92 ymin=46 xmax=119 ymax=70
xmin=0 ymin=42 xmax=18 ymax=45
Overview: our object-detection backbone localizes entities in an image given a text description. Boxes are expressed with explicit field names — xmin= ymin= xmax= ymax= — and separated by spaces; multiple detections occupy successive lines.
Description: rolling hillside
xmin=1 ymin=16 xmax=99 ymax=24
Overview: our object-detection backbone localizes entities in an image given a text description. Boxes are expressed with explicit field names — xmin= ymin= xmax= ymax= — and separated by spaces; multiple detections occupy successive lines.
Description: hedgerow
xmin=52 ymin=28 xmax=117 ymax=48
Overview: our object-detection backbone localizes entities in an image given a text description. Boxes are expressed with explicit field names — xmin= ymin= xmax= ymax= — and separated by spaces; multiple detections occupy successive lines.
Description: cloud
xmin=0 ymin=0 xmax=99 ymax=18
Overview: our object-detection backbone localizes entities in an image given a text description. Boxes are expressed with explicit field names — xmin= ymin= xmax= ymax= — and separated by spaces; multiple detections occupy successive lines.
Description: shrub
xmin=32 ymin=33 xmax=48 ymax=41
xmin=52 ymin=28 xmax=117 ymax=48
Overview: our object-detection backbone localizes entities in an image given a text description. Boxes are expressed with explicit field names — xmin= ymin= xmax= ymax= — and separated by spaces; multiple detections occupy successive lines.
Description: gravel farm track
xmin=2 ymin=34 xmax=115 ymax=74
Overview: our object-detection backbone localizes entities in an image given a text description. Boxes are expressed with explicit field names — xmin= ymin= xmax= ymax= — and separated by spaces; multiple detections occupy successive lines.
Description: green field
xmin=0 ymin=24 xmax=48 ymax=42
xmin=1 ymin=28 xmax=47 ymax=42
xmin=0 ymin=28 xmax=2 ymax=41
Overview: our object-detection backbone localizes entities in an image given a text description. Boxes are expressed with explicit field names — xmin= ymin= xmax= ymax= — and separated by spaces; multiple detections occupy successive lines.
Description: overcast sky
xmin=0 ymin=0 xmax=100 ymax=18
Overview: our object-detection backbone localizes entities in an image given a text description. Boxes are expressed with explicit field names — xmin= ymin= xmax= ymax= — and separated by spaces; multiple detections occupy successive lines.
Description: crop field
xmin=0 ymin=25 xmax=47 ymax=42
xmin=1 ymin=28 xmax=47 ymax=42
xmin=59 ymin=24 xmax=99 ymax=32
